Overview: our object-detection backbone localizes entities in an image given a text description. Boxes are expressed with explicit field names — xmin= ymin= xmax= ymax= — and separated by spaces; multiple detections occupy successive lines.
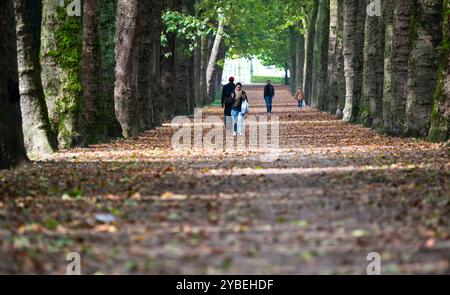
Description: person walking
xmin=294 ymin=87 xmax=305 ymax=109
xmin=221 ymin=77 xmax=236 ymax=124
xmin=263 ymin=80 xmax=275 ymax=113
xmin=231 ymin=83 xmax=248 ymax=136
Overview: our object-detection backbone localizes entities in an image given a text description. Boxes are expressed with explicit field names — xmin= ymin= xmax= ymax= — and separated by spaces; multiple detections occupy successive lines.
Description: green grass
xmin=251 ymin=75 xmax=286 ymax=84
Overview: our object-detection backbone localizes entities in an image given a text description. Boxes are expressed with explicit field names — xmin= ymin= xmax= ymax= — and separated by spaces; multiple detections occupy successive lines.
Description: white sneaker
xmin=233 ymin=131 xmax=237 ymax=136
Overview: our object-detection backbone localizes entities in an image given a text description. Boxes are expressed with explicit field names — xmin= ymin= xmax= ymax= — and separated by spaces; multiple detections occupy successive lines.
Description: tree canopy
xmin=163 ymin=0 xmax=314 ymax=69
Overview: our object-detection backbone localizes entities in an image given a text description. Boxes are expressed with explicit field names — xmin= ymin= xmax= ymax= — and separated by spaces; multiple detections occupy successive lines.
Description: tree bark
xmin=361 ymin=0 xmax=385 ymax=127
xmin=194 ymin=38 xmax=202 ymax=107
xmin=161 ymin=0 xmax=176 ymax=121
xmin=200 ymin=34 xmax=209 ymax=105
xmin=429 ymin=0 xmax=450 ymax=141
xmin=336 ymin=0 xmax=346 ymax=115
xmin=327 ymin=0 xmax=341 ymax=113
xmin=311 ymin=0 xmax=330 ymax=110
xmin=100 ymin=0 xmax=121 ymax=137
xmin=114 ymin=0 xmax=140 ymax=138
xmin=342 ymin=0 xmax=366 ymax=122
xmin=41 ymin=1 xmax=84 ymax=148
xmin=206 ymin=13 xmax=225 ymax=102
xmin=0 ymin=0 xmax=28 ymax=169
xmin=173 ymin=36 xmax=189 ymax=115
xmin=382 ymin=0 xmax=411 ymax=135
xmin=15 ymin=0 xmax=56 ymax=154
xmin=83 ymin=0 xmax=110 ymax=143
xmin=295 ymin=34 xmax=305 ymax=94
xmin=137 ymin=0 xmax=163 ymax=128
xmin=208 ymin=38 xmax=226 ymax=103
xmin=405 ymin=0 xmax=443 ymax=137
xmin=289 ymin=28 xmax=297 ymax=96
xmin=304 ymin=0 xmax=319 ymax=105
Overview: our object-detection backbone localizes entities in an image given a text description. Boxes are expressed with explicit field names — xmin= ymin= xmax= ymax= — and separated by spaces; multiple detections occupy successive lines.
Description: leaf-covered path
xmin=1 ymin=86 xmax=449 ymax=274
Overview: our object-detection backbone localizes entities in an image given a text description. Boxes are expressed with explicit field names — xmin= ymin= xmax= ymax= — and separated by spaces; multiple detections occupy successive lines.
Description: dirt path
xmin=0 ymin=85 xmax=449 ymax=274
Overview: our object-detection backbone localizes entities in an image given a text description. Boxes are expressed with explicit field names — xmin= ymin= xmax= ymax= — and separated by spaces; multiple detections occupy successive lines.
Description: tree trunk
xmin=100 ymin=0 xmax=121 ymax=137
xmin=304 ymin=0 xmax=319 ymax=105
xmin=15 ymin=0 xmax=56 ymax=154
xmin=185 ymin=0 xmax=196 ymax=113
xmin=194 ymin=39 xmax=202 ymax=107
xmin=382 ymin=0 xmax=411 ymax=135
xmin=161 ymin=0 xmax=176 ymax=121
xmin=336 ymin=0 xmax=346 ymax=115
xmin=173 ymin=36 xmax=190 ymax=115
xmin=311 ymin=0 xmax=330 ymax=110
xmin=295 ymin=34 xmax=305 ymax=94
xmin=208 ymin=38 xmax=226 ymax=103
xmin=114 ymin=0 xmax=140 ymax=138
xmin=342 ymin=0 xmax=366 ymax=122
xmin=206 ymin=13 xmax=225 ymax=102
xmin=83 ymin=0 xmax=109 ymax=143
xmin=327 ymin=0 xmax=340 ymax=113
xmin=200 ymin=34 xmax=209 ymax=105
xmin=429 ymin=0 xmax=450 ymax=141
xmin=361 ymin=0 xmax=385 ymax=127
xmin=41 ymin=1 xmax=84 ymax=148
xmin=0 ymin=0 xmax=28 ymax=169
xmin=289 ymin=28 xmax=297 ymax=96
xmin=404 ymin=0 xmax=443 ymax=137
xmin=137 ymin=0 xmax=163 ymax=129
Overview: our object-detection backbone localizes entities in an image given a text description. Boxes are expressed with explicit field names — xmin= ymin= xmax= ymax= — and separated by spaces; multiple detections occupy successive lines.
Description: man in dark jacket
xmin=221 ymin=76 xmax=236 ymax=122
xmin=263 ymin=80 xmax=275 ymax=113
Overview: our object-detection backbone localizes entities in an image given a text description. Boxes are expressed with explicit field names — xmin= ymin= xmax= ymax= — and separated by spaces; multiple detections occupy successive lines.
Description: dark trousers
xmin=224 ymin=103 xmax=232 ymax=124
xmin=265 ymin=96 xmax=273 ymax=113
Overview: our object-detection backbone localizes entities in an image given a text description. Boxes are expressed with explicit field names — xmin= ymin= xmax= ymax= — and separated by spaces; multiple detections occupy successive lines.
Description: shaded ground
xmin=0 ymin=85 xmax=449 ymax=274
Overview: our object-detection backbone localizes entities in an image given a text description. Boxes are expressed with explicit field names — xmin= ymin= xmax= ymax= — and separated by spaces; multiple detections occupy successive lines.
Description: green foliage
xmin=165 ymin=0 xmax=313 ymax=68
xmin=162 ymin=10 xmax=215 ymax=52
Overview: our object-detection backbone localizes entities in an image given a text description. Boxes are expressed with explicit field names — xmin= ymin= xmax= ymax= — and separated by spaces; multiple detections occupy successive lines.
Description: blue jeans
xmin=231 ymin=108 xmax=244 ymax=134
xmin=265 ymin=96 xmax=273 ymax=113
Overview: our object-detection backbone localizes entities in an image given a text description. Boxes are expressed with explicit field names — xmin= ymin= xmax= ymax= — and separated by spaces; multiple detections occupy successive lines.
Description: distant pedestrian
xmin=221 ymin=76 xmax=236 ymax=123
xmin=231 ymin=83 xmax=248 ymax=136
xmin=263 ymin=80 xmax=275 ymax=113
xmin=294 ymin=87 xmax=305 ymax=109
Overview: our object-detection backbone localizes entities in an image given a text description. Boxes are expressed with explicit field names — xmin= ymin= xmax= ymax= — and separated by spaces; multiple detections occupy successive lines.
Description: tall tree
xmin=0 ymin=0 xmax=28 ymax=169
xmin=161 ymin=0 xmax=176 ymax=121
xmin=311 ymin=0 xmax=330 ymax=110
xmin=83 ymin=0 xmax=110 ymax=143
xmin=335 ymin=0 xmax=346 ymax=115
xmin=405 ymin=0 xmax=443 ymax=137
xmin=429 ymin=0 xmax=450 ymax=141
xmin=383 ymin=0 xmax=411 ymax=135
xmin=200 ymin=34 xmax=209 ymax=105
xmin=361 ymin=0 xmax=385 ymax=127
xmin=41 ymin=0 xmax=84 ymax=148
xmin=14 ymin=0 xmax=56 ymax=154
xmin=342 ymin=0 xmax=366 ymax=122
xmin=206 ymin=12 xmax=225 ymax=101
xmin=289 ymin=28 xmax=297 ymax=96
xmin=295 ymin=34 xmax=306 ymax=94
xmin=100 ymin=0 xmax=121 ymax=137
xmin=137 ymin=0 xmax=163 ymax=128
xmin=327 ymin=0 xmax=342 ymax=114
xmin=114 ymin=0 xmax=140 ymax=138
xmin=304 ymin=0 xmax=319 ymax=105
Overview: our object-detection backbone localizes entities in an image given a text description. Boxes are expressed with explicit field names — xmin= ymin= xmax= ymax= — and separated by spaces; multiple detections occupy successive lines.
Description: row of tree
xmin=0 ymin=0 xmax=231 ymax=169
xmin=294 ymin=0 xmax=449 ymax=141
xmin=1 ymin=0 xmax=448 ymax=169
